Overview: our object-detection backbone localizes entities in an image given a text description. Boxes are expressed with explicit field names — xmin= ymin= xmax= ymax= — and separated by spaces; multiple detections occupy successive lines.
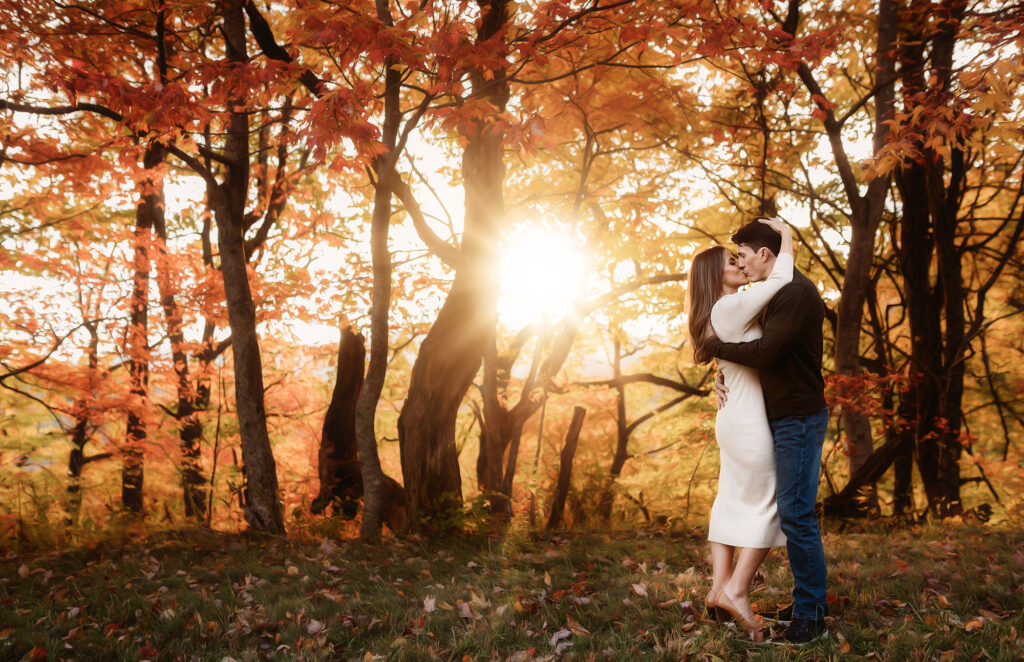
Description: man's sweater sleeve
xmin=706 ymin=285 xmax=808 ymax=369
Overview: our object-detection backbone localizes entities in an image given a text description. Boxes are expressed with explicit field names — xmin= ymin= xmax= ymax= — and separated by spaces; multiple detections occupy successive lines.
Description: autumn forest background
xmin=1 ymin=0 xmax=1022 ymax=551
xmin=3 ymin=0 xmax=1024 ymax=659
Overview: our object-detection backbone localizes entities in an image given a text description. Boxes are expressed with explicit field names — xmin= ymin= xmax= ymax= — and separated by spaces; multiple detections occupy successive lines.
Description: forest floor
xmin=1 ymin=519 xmax=1022 ymax=661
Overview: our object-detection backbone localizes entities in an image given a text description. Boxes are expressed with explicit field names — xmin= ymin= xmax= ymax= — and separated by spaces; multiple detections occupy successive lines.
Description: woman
xmin=687 ymin=217 xmax=793 ymax=641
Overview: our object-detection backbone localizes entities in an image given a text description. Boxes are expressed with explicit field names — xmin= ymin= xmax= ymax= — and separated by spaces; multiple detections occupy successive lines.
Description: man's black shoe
xmin=779 ymin=618 xmax=827 ymax=644
xmin=765 ymin=604 xmax=793 ymax=624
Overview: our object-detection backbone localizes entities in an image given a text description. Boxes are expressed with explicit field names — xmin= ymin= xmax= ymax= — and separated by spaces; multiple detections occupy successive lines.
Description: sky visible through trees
xmin=0 ymin=0 xmax=1021 ymax=541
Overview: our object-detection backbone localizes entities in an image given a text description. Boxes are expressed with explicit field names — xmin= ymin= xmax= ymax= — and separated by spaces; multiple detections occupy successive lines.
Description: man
xmin=704 ymin=218 xmax=829 ymax=644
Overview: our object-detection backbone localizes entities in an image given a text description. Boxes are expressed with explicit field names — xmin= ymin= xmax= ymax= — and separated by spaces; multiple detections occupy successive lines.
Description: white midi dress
xmin=707 ymin=253 xmax=793 ymax=549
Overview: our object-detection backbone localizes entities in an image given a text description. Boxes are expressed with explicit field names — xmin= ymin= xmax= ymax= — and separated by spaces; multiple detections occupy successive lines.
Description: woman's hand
xmin=757 ymin=216 xmax=789 ymax=235
xmin=757 ymin=216 xmax=793 ymax=256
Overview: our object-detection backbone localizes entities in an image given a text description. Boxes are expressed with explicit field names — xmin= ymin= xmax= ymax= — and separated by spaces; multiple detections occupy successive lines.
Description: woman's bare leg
xmin=721 ymin=546 xmax=770 ymax=615
xmin=708 ymin=542 xmax=735 ymax=604
xmin=714 ymin=546 xmax=770 ymax=640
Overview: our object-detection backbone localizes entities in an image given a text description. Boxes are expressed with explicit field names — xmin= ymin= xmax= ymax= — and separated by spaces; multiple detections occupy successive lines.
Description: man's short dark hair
xmin=732 ymin=218 xmax=781 ymax=256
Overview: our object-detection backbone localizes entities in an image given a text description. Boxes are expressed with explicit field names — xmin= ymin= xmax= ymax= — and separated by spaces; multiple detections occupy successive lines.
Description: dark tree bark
xmin=313 ymin=329 xmax=408 ymax=532
xmin=786 ymin=0 xmax=897 ymax=485
xmin=210 ymin=0 xmax=284 ymax=533
xmin=890 ymin=0 xmax=968 ymax=517
xmin=67 ymin=320 xmax=112 ymax=522
xmin=598 ymin=339 xmax=630 ymax=521
xmin=353 ymin=0 xmax=403 ymax=544
xmin=891 ymin=393 xmax=916 ymax=516
xmin=240 ymin=0 xmax=424 ymax=539
xmin=546 ymin=406 xmax=586 ymax=531
xmin=314 ymin=329 xmax=367 ymax=516
xmin=153 ymin=201 xmax=210 ymax=520
xmin=140 ymin=130 xmax=212 ymax=521
xmin=122 ymin=142 xmax=163 ymax=513
xmin=810 ymin=0 xmax=1004 ymax=520
xmin=398 ymin=0 xmax=511 ymax=529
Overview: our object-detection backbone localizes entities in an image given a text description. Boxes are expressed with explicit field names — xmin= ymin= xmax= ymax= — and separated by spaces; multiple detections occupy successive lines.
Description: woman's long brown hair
xmin=687 ymin=246 xmax=727 ymax=365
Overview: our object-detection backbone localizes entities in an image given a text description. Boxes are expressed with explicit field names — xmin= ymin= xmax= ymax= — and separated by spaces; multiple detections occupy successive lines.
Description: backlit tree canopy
xmin=1 ymin=0 xmax=1022 ymax=539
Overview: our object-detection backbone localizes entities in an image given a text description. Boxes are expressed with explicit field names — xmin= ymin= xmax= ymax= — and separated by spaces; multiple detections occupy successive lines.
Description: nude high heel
xmin=715 ymin=590 xmax=764 ymax=642
xmin=704 ymin=590 xmax=731 ymax=622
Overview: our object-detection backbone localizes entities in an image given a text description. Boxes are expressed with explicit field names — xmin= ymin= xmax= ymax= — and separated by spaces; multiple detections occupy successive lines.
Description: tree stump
xmin=546 ymin=406 xmax=587 ymax=531
xmin=312 ymin=328 xmax=407 ymax=532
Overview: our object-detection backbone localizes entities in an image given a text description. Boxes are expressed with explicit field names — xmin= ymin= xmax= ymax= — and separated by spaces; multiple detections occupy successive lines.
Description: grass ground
xmin=1 ymin=520 xmax=1022 ymax=661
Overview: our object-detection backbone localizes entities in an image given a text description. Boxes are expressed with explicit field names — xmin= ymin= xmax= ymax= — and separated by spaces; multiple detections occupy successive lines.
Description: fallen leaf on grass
xmin=566 ymin=614 xmax=590 ymax=635
xmin=457 ymin=602 xmax=476 ymax=620
xmin=964 ymin=618 xmax=984 ymax=632
xmin=423 ymin=596 xmax=436 ymax=613
xmin=836 ymin=631 xmax=851 ymax=654
xmin=306 ymin=619 xmax=324 ymax=635
xmin=549 ymin=628 xmax=571 ymax=646
xmin=631 ymin=583 xmax=648 ymax=597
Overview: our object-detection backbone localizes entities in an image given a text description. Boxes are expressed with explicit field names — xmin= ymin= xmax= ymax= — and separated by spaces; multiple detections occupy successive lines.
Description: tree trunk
xmin=827 ymin=0 xmax=897 ymax=484
xmin=893 ymin=0 xmax=968 ymax=518
xmin=485 ymin=330 xmax=542 ymax=516
xmin=927 ymin=149 xmax=966 ymax=515
xmin=481 ymin=335 xmax=510 ymax=513
xmin=891 ymin=394 xmax=916 ymax=516
xmin=546 ymin=406 xmax=586 ymax=531
xmin=479 ymin=374 xmax=514 ymax=512
xmin=213 ymin=0 xmax=284 ymax=533
xmin=355 ymin=1 xmax=401 ymax=542
xmin=598 ymin=338 xmax=629 ymax=521
xmin=895 ymin=163 xmax=947 ymax=516
xmin=314 ymin=329 xmax=367 ymax=517
xmin=398 ymin=279 xmax=481 ymax=525
xmin=67 ymin=320 xmax=100 ymax=523
xmin=314 ymin=329 xmax=408 ymax=532
xmin=122 ymin=143 xmax=163 ymax=513
xmin=925 ymin=0 xmax=969 ymax=516
xmin=150 ymin=147 xmax=210 ymax=521
xmin=398 ymin=0 xmax=510 ymax=529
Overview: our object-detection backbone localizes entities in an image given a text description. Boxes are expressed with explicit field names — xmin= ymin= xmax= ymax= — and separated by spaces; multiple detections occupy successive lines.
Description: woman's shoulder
xmin=711 ymin=291 xmax=740 ymax=314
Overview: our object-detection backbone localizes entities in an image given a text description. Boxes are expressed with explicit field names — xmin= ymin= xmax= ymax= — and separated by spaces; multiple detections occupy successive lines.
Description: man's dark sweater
xmin=706 ymin=267 xmax=827 ymax=420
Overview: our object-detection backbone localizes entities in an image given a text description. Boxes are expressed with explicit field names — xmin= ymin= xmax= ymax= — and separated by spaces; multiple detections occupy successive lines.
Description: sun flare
xmin=498 ymin=227 xmax=588 ymax=329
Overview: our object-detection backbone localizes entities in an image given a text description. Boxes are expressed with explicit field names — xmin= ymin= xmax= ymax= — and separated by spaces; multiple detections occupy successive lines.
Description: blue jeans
xmin=770 ymin=408 xmax=829 ymax=621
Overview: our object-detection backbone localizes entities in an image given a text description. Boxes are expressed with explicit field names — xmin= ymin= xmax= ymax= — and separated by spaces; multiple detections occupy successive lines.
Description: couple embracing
xmin=687 ymin=217 xmax=829 ymax=645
